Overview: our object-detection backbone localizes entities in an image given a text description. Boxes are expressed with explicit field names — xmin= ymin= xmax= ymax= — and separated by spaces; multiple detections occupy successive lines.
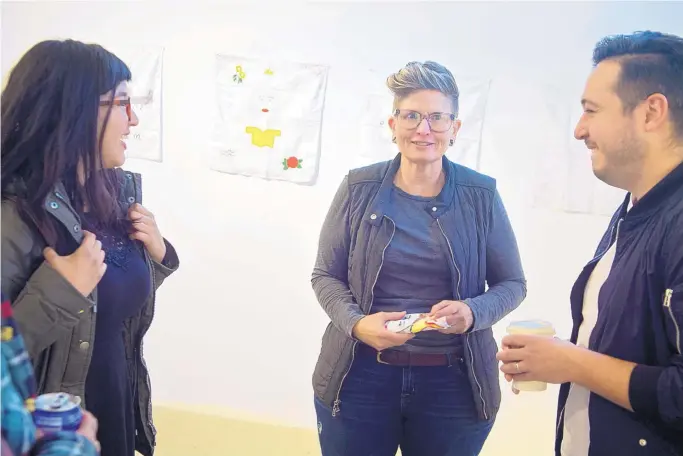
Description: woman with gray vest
xmin=1 ymin=40 xmax=179 ymax=456
xmin=311 ymin=61 xmax=526 ymax=455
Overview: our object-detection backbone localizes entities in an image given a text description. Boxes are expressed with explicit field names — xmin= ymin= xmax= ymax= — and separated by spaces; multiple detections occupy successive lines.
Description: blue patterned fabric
xmin=1 ymin=293 xmax=98 ymax=456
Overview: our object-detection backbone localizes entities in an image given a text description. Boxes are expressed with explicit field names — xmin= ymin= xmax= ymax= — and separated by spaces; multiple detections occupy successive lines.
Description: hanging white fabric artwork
xmin=354 ymin=71 xmax=492 ymax=171
xmin=210 ymin=54 xmax=329 ymax=184
xmin=111 ymin=46 xmax=164 ymax=162
xmin=532 ymin=97 xmax=625 ymax=216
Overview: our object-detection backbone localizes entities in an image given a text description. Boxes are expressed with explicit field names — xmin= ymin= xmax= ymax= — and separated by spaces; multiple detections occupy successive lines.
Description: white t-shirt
xmin=561 ymin=201 xmax=631 ymax=456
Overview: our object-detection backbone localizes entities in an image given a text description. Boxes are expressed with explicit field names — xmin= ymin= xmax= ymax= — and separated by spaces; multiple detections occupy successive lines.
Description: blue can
xmin=32 ymin=392 xmax=83 ymax=433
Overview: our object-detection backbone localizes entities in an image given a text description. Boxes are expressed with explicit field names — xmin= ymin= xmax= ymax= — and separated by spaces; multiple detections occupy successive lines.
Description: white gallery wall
xmin=3 ymin=0 xmax=683 ymax=452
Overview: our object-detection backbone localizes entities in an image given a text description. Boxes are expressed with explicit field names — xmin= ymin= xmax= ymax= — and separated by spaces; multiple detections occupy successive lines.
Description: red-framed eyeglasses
xmin=99 ymin=98 xmax=132 ymax=120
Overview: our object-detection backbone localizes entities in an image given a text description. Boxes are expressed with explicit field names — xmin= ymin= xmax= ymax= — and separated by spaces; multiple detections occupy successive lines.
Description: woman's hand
xmin=429 ymin=300 xmax=474 ymax=334
xmin=76 ymin=411 xmax=100 ymax=452
xmin=43 ymin=231 xmax=106 ymax=297
xmin=352 ymin=311 xmax=414 ymax=351
xmin=128 ymin=204 xmax=166 ymax=263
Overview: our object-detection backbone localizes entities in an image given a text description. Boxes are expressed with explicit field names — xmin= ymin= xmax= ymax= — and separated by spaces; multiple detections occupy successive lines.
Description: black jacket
xmin=556 ymin=162 xmax=683 ymax=455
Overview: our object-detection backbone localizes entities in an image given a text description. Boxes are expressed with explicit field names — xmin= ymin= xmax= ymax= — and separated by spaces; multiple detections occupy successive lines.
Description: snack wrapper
xmin=384 ymin=313 xmax=450 ymax=334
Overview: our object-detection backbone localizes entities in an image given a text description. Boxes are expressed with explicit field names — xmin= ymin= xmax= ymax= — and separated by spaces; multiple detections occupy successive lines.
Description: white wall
xmin=3 ymin=0 xmax=683 ymax=452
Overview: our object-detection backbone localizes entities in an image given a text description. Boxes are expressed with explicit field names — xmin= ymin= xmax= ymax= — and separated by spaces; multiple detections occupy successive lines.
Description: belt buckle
xmin=376 ymin=351 xmax=390 ymax=365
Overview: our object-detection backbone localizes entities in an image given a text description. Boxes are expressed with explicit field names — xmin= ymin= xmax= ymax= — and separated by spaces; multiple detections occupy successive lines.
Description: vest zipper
xmin=664 ymin=289 xmax=681 ymax=354
xmin=436 ymin=218 xmax=488 ymax=420
xmin=332 ymin=215 xmax=396 ymax=417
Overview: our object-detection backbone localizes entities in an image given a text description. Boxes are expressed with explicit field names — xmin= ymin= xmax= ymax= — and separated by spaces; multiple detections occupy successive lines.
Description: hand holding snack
xmin=384 ymin=312 xmax=451 ymax=334
xmin=352 ymin=311 xmax=415 ymax=351
xmin=428 ymin=300 xmax=474 ymax=334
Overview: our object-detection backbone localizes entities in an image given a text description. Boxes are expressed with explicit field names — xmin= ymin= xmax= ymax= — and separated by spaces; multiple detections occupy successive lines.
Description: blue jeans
xmin=314 ymin=348 xmax=494 ymax=456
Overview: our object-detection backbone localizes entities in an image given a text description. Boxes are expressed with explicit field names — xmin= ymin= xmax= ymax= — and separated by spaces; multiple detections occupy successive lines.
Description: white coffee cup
xmin=505 ymin=320 xmax=556 ymax=392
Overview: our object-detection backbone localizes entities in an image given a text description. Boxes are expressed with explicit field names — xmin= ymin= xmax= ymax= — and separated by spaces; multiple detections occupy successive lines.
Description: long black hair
xmin=1 ymin=39 xmax=132 ymax=246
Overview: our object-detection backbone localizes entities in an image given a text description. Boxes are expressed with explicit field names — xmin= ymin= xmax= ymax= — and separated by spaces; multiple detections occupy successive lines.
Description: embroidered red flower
xmin=282 ymin=156 xmax=303 ymax=170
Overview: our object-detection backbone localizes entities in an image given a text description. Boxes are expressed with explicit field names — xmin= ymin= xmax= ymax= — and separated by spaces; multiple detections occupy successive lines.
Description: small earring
xmin=449 ymin=139 xmax=454 ymax=146
xmin=392 ymin=136 xmax=397 ymax=143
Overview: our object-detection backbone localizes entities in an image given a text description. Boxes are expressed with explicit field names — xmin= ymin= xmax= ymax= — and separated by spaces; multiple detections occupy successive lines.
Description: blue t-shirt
xmin=372 ymin=185 xmax=464 ymax=353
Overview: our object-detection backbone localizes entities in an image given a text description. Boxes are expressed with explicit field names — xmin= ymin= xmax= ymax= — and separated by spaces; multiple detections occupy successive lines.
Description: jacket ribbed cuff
xmin=629 ymin=364 xmax=664 ymax=418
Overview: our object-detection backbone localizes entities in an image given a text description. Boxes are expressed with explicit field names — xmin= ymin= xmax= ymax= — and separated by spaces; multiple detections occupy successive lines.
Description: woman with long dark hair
xmin=1 ymin=39 xmax=180 ymax=456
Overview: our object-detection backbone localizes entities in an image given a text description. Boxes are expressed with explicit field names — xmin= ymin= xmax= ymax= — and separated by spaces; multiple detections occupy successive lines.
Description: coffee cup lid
xmin=506 ymin=320 xmax=555 ymax=335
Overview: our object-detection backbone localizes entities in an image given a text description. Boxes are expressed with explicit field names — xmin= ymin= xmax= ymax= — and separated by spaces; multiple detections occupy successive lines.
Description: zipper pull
xmin=332 ymin=400 xmax=340 ymax=417
xmin=664 ymin=289 xmax=673 ymax=307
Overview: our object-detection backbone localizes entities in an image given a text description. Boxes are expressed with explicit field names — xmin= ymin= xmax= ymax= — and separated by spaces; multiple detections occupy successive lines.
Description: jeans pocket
xmin=315 ymin=395 xmax=334 ymax=413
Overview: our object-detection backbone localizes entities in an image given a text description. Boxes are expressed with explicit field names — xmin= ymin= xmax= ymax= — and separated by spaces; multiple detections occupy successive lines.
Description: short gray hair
xmin=386 ymin=61 xmax=460 ymax=116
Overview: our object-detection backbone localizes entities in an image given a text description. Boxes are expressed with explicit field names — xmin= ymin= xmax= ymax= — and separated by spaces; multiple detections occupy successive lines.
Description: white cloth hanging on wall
xmin=111 ymin=46 xmax=164 ymax=162
xmin=210 ymin=54 xmax=329 ymax=185
xmin=532 ymin=96 xmax=625 ymax=216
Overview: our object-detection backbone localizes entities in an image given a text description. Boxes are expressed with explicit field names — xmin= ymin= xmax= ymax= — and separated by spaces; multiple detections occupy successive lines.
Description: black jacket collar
xmin=619 ymin=160 xmax=683 ymax=221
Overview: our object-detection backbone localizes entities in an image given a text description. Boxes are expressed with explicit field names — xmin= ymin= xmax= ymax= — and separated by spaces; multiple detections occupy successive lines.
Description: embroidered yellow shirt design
xmin=245 ymin=126 xmax=281 ymax=148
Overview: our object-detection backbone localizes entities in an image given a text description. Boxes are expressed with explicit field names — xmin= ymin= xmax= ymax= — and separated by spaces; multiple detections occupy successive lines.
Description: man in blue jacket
xmin=497 ymin=30 xmax=683 ymax=455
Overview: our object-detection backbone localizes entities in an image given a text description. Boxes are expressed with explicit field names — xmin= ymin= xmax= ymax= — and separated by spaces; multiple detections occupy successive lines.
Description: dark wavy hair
xmin=1 ymin=39 xmax=132 ymax=246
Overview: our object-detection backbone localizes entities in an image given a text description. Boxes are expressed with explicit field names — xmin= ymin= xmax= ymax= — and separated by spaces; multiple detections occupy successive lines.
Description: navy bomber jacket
xmin=555 ymin=162 xmax=683 ymax=455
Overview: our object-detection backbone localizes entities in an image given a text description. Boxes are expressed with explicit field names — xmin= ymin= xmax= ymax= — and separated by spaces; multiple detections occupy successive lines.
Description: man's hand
xmin=352 ymin=311 xmax=414 ymax=351
xmin=496 ymin=334 xmax=581 ymax=384
xmin=497 ymin=333 xmax=637 ymax=410
xmin=429 ymin=300 xmax=474 ymax=334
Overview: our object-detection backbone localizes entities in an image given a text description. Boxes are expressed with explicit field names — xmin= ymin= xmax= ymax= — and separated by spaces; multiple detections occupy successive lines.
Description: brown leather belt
xmin=358 ymin=343 xmax=464 ymax=367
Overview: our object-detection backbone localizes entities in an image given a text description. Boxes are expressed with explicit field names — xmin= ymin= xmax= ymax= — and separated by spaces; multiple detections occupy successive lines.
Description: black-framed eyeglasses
xmin=394 ymin=109 xmax=456 ymax=133
xmin=99 ymin=98 xmax=132 ymax=120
